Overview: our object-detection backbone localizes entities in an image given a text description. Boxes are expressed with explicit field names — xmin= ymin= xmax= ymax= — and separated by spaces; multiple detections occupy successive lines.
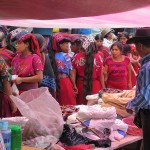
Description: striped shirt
xmin=127 ymin=53 xmax=150 ymax=110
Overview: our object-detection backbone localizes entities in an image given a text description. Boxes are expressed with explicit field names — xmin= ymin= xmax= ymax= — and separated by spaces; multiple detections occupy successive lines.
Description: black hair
xmin=58 ymin=39 xmax=70 ymax=45
xmin=83 ymin=42 xmax=97 ymax=102
xmin=110 ymin=41 xmax=123 ymax=52
xmin=122 ymin=44 xmax=131 ymax=56
xmin=34 ymin=33 xmax=45 ymax=49
xmin=137 ymin=40 xmax=150 ymax=48
xmin=118 ymin=32 xmax=129 ymax=41
xmin=23 ymin=38 xmax=32 ymax=53
xmin=95 ymin=34 xmax=104 ymax=41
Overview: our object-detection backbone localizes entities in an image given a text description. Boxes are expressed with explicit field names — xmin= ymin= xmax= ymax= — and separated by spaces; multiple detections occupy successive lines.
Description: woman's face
xmin=95 ymin=39 xmax=103 ymax=47
xmin=111 ymin=45 xmax=122 ymax=58
xmin=59 ymin=42 xmax=69 ymax=53
xmin=71 ymin=42 xmax=78 ymax=52
xmin=15 ymin=41 xmax=28 ymax=54
xmin=120 ymin=36 xmax=128 ymax=44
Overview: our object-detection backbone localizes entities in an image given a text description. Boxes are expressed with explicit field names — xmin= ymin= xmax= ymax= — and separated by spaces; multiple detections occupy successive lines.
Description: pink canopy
xmin=0 ymin=0 xmax=150 ymax=28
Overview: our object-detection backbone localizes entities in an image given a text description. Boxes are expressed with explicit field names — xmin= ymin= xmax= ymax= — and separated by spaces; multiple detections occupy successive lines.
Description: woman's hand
xmin=9 ymin=99 xmax=17 ymax=113
xmin=73 ymin=85 xmax=78 ymax=94
xmin=127 ymin=83 xmax=132 ymax=90
xmin=14 ymin=77 xmax=23 ymax=85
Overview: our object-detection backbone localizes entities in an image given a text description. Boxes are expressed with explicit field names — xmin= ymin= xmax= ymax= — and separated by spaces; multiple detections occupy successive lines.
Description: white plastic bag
xmin=10 ymin=87 xmax=64 ymax=147
xmin=77 ymin=105 xmax=117 ymax=120
xmin=11 ymin=83 xmax=19 ymax=96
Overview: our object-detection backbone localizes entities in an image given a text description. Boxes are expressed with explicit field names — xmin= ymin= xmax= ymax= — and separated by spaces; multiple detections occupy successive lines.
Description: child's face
xmin=59 ymin=42 xmax=69 ymax=53
xmin=120 ymin=36 xmax=128 ymax=44
xmin=71 ymin=42 xmax=78 ymax=52
xmin=95 ymin=39 xmax=103 ymax=47
xmin=15 ymin=40 xmax=28 ymax=54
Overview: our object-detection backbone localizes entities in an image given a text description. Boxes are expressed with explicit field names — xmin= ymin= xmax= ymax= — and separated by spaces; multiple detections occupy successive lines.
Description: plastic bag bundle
xmin=59 ymin=124 xmax=111 ymax=148
xmin=10 ymin=87 xmax=64 ymax=147
xmin=77 ymin=105 xmax=117 ymax=120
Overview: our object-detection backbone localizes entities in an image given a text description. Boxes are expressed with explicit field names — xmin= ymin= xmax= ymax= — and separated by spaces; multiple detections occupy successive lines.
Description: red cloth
xmin=64 ymin=144 xmax=92 ymax=150
xmin=98 ymin=45 xmax=110 ymax=61
xmin=77 ymin=78 xmax=101 ymax=104
xmin=131 ymin=63 xmax=140 ymax=87
xmin=72 ymin=51 xmax=103 ymax=104
xmin=72 ymin=51 xmax=103 ymax=79
xmin=104 ymin=56 xmax=130 ymax=90
xmin=0 ymin=91 xmax=12 ymax=118
xmin=58 ymin=77 xmax=76 ymax=105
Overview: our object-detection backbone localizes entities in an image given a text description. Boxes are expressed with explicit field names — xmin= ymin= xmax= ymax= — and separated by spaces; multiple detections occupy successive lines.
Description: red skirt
xmin=0 ymin=91 xmax=12 ymax=118
xmin=76 ymin=78 xmax=102 ymax=105
xmin=58 ymin=77 xmax=76 ymax=106
xmin=131 ymin=64 xmax=139 ymax=87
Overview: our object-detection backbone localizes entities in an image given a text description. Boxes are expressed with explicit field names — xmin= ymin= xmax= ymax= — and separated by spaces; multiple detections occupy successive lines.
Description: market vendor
xmin=126 ymin=27 xmax=150 ymax=150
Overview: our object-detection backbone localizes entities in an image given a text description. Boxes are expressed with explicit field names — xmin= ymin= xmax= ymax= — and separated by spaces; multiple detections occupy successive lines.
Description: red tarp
xmin=0 ymin=0 xmax=150 ymax=28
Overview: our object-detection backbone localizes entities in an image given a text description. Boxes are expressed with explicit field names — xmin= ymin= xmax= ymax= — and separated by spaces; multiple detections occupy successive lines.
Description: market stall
xmin=0 ymin=1 xmax=148 ymax=149
xmin=0 ymin=87 xmax=143 ymax=150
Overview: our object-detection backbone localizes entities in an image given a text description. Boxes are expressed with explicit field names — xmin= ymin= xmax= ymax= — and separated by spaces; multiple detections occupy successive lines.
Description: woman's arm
xmin=70 ymin=68 xmax=78 ymax=94
xmin=99 ymin=67 xmax=106 ymax=88
xmin=104 ymin=65 xmax=108 ymax=85
xmin=14 ymin=70 xmax=43 ymax=84
xmin=127 ymin=63 xmax=132 ymax=89
xmin=3 ymin=79 xmax=17 ymax=113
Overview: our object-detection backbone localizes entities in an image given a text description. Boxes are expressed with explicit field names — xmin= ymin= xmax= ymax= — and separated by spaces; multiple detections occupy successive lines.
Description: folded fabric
xmin=102 ymin=90 xmax=135 ymax=117
xmin=77 ymin=105 xmax=117 ymax=120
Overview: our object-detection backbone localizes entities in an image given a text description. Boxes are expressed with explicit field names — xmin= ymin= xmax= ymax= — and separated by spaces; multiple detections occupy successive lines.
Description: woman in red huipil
xmin=52 ymin=33 xmax=77 ymax=106
xmin=104 ymin=42 xmax=132 ymax=90
xmin=129 ymin=44 xmax=141 ymax=87
xmin=71 ymin=35 xmax=105 ymax=104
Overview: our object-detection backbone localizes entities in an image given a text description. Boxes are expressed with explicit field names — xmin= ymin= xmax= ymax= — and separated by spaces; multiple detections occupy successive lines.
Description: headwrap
xmin=0 ymin=31 xmax=5 ymax=48
xmin=129 ymin=44 xmax=136 ymax=51
xmin=0 ymin=25 xmax=8 ymax=37
xmin=70 ymin=34 xmax=81 ymax=43
xmin=52 ymin=32 xmax=71 ymax=52
xmin=10 ymin=29 xmax=41 ymax=56
xmin=80 ymin=35 xmax=95 ymax=50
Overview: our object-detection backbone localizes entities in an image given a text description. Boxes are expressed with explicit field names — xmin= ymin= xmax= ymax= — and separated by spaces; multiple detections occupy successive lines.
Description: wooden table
xmin=22 ymin=135 xmax=143 ymax=150
xmin=22 ymin=146 xmax=43 ymax=150
xmin=94 ymin=135 xmax=143 ymax=150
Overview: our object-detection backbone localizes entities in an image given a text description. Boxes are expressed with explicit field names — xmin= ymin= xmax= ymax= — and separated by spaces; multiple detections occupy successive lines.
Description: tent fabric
xmin=0 ymin=0 xmax=150 ymax=28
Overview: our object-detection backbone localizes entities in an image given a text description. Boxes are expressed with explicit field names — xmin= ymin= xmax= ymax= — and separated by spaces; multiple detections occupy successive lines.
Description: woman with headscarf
xmin=72 ymin=35 xmax=105 ymax=104
xmin=0 ymin=31 xmax=15 ymax=67
xmin=34 ymin=33 xmax=56 ymax=98
xmin=11 ymin=29 xmax=43 ymax=94
xmin=52 ymin=33 xmax=77 ymax=105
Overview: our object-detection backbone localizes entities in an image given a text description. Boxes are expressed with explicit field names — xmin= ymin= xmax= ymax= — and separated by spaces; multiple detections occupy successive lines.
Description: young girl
xmin=104 ymin=42 xmax=132 ymax=90
xmin=52 ymin=33 xmax=77 ymax=105
xmin=72 ymin=35 xmax=105 ymax=104
xmin=118 ymin=32 xmax=129 ymax=45
xmin=95 ymin=34 xmax=110 ymax=62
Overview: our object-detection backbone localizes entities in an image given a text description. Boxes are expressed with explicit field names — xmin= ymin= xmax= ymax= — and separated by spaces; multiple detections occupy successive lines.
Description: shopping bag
xmin=10 ymin=87 xmax=64 ymax=145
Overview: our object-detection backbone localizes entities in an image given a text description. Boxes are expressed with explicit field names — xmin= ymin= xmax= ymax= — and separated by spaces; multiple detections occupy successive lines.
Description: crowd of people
xmin=0 ymin=26 xmax=140 ymax=117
